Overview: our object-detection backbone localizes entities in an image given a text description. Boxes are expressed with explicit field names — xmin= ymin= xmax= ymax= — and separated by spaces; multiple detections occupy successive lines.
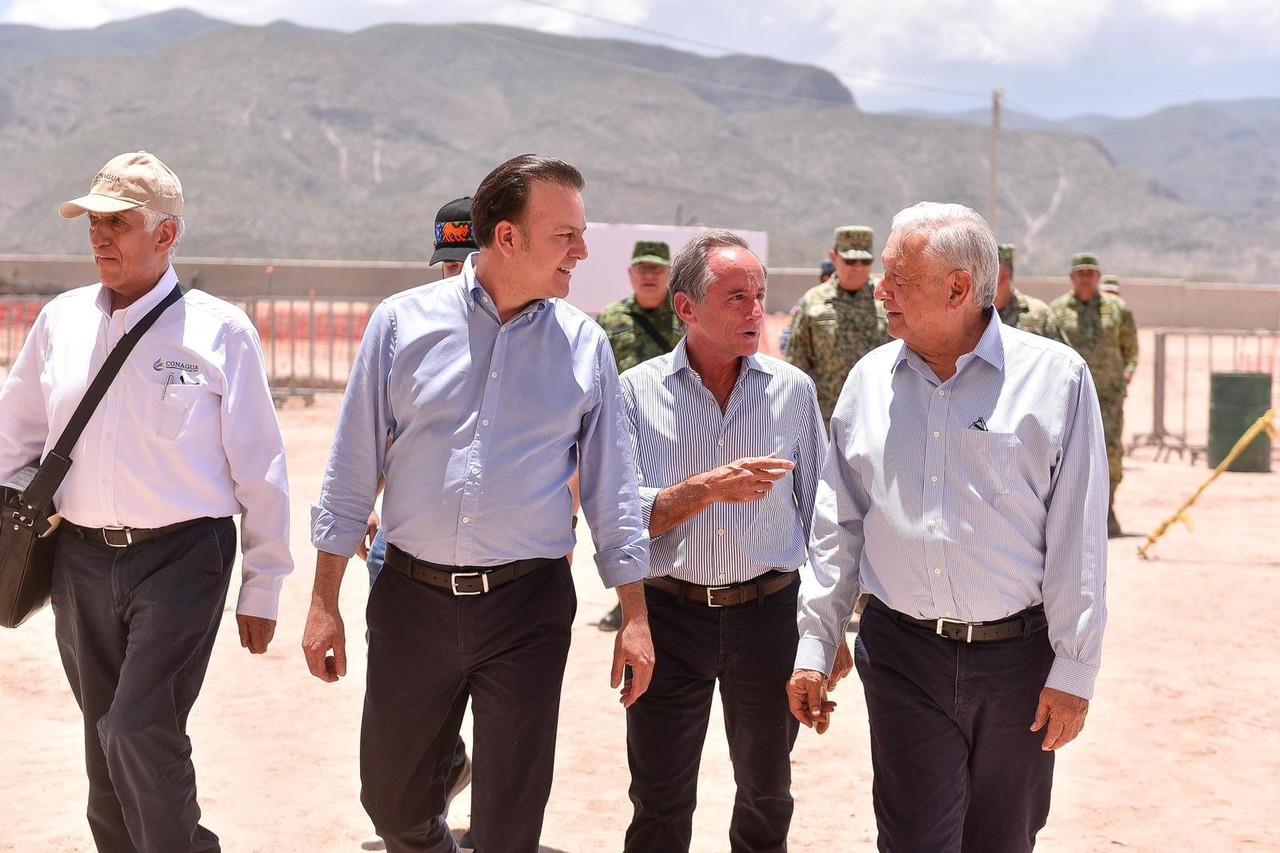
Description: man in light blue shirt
xmin=790 ymin=202 xmax=1108 ymax=852
xmin=302 ymin=155 xmax=654 ymax=853
xmin=618 ymin=231 xmax=828 ymax=852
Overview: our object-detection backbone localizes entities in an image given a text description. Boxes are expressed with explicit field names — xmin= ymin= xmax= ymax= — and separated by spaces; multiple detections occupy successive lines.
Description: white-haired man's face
xmin=877 ymin=230 xmax=974 ymax=353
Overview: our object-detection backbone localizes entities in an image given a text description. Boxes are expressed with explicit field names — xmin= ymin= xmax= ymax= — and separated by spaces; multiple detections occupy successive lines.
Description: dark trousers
xmin=50 ymin=517 xmax=236 ymax=853
xmin=361 ymin=557 xmax=575 ymax=853
xmin=854 ymin=600 xmax=1056 ymax=853
xmin=624 ymin=578 xmax=800 ymax=853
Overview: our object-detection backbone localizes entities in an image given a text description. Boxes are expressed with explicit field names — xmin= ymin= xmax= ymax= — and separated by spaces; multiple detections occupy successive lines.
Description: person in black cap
xmin=431 ymin=196 xmax=480 ymax=278
xmin=356 ymin=196 xmax=477 ymax=851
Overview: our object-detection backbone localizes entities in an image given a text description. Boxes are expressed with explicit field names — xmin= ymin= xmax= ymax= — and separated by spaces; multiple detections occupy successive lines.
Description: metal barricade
xmin=1130 ymin=328 xmax=1280 ymax=463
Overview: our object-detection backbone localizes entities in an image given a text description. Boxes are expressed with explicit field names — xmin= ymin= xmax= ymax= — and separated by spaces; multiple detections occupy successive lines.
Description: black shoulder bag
xmin=0 ymin=285 xmax=182 ymax=628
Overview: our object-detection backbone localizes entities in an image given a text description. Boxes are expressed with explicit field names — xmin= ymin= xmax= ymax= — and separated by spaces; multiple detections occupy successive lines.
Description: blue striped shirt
xmin=620 ymin=339 xmax=826 ymax=585
xmin=311 ymin=255 xmax=649 ymax=588
xmin=796 ymin=310 xmax=1108 ymax=699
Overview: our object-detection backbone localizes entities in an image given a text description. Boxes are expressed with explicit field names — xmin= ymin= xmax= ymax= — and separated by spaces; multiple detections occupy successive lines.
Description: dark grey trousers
xmin=624 ymin=578 xmax=801 ymax=853
xmin=854 ymin=599 xmax=1056 ymax=853
xmin=361 ymin=555 xmax=575 ymax=853
xmin=50 ymin=516 xmax=236 ymax=853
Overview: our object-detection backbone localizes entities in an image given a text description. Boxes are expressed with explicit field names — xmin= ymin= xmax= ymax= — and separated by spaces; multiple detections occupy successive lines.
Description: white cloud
xmin=1141 ymin=0 xmax=1280 ymax=60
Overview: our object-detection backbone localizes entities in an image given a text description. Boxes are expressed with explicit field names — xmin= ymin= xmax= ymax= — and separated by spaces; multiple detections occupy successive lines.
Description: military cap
xmin=431 ymin=196 xmax=477 ymax=265
xmin=1100 ymin=274 xmax=1120 ymax=294
xmin=1071 ymin=252 xmax=1101 ymax=271
xmin=834 ymin=226 xmax=874 ymax=261
xmin=630 ymin=240 xmax=671 ymax=267
xmin=997 ymin=243 xmax=1016 ymax=268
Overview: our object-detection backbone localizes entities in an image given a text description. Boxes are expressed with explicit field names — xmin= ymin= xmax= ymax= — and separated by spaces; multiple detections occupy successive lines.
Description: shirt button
xmin=719 ymin=573 xmax=726 ymax=579
xmin=490 ymin=371 xmax=498 ymax=379
xmin=934 ymin=568 xmax=942 ymax=575
xmin=931 ymin=475 xmax=939 ymax=483
xmin=927 ymin=520 xmax=936 ymax=530
xmin=717 ymin=439 xmax=724 ymax=447
xmin=938 ymin=389 xmax=947 ymax=397
xmin=933 ymin=431 xmax=940 ymax=438
xmin=462 ymin=516 xmax=471 ymax=524
xmin=481 ymin=419 xmax=490 ymax=427
xmin=717 ymin=528 xmax=725 ymax=536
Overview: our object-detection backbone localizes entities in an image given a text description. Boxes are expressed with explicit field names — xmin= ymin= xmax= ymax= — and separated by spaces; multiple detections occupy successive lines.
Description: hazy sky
xmin=2 ymin=0 xmax=1278 ymax=118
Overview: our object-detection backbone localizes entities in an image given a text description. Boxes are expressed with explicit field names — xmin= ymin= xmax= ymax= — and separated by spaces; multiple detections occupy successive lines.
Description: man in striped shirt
xmin=618 ymin=230 xmax=828 ymax=853
xmin=790 ymin=203 xmax=1108 ymax=852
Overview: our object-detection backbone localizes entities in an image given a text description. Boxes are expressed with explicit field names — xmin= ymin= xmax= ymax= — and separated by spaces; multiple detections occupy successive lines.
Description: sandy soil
xmin=2 ymin=328 xmax=1279 ymax=852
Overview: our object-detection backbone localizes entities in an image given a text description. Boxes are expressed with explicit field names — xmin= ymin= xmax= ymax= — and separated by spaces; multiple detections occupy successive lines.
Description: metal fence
xmin=0 ymin=293 xmax=377 ymax=405
xmin=1130 ymin=328 xmax=1280 ymax=463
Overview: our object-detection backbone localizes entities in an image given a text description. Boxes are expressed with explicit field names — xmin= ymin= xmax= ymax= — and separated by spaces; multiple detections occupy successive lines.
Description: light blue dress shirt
xmin=311 ymin=256 xmax=649 ymax=588
xmin=620 ymin=340 xmax=826 ymax=585
xmin=797 ymin=310 xmax=1108 ymax=699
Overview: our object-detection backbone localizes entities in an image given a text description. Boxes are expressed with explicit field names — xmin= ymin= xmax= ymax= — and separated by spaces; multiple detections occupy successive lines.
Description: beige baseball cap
xmin=58 ymin=151 xmax=183 ymax=219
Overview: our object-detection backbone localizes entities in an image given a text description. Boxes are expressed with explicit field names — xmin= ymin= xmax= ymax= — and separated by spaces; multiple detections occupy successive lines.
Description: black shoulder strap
xmin=20 ymin=284 xmax=184 ymax=509
xmin=629 ymin=308 xmax=676 ymax=354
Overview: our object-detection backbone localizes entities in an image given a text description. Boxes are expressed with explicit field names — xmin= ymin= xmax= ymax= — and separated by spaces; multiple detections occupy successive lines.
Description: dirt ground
xmin=2 ymin=328 xmax=1279 ymax=852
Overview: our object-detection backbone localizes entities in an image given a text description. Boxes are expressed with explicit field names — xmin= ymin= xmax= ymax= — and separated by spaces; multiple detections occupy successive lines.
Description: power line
xmin=503 ymin=0 xmax=990 ymax=101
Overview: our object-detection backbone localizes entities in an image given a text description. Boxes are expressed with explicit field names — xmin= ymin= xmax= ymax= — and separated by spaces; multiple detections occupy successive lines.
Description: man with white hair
xmin=788 ymin=202 xmax=1108 ymax=851
xmin=0 ymin=151 xmax=291 ymax=851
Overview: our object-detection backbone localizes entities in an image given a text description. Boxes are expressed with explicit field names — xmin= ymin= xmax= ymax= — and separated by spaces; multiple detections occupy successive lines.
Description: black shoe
xmin=1107 ymin=507 xmax=1122 ymax=538
xmin=597 ymin=603 xmax=623 ymax=632
xmin=444 ymin=749 xmax=472 ymax=816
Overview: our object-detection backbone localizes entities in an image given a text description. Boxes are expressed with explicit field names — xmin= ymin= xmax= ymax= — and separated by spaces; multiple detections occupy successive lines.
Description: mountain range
xmin=1 ymin=9 xmax=1276 ymax=282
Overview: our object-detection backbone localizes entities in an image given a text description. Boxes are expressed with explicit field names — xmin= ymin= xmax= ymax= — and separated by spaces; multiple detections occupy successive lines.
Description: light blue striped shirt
xmin=796 ymin=310 xmax=1108 ymax=699
xmin=620 ymin=339 xmax=826 ymax=585
xmin=311 ymin=255 xmax=649 ymax=588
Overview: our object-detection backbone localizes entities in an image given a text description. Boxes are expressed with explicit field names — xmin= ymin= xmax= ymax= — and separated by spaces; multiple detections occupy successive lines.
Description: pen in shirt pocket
xmin=968 ymin=417 xmax=988 ymax=431
xmin=161 ymin=372 xmax=173 ymax=401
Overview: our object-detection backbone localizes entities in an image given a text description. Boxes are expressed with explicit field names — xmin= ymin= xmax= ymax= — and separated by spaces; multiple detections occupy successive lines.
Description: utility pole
xmin=989 ymin=88 xmax=1003 ymax=232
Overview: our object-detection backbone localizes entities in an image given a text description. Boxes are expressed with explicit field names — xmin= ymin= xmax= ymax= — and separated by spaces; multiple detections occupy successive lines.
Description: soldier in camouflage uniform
xmin=594 ymin=240 xmax=682 ymax=630
xmin=994 ymin=243 xmax=1068 ymax=343
xmin=596 ymin=240 xmax=683 ymax=372
xmin=786 ymin=226 xmax=891 ymax=422
xmin=1050 ymin=252 xmax=1138 ymax=537
xmin=780 ymin=260 xmax=834 ymax=356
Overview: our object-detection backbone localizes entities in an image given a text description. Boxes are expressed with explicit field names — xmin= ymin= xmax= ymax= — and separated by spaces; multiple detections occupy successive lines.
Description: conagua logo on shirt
xmin=152 ymin=357 xmax=200 ymax=374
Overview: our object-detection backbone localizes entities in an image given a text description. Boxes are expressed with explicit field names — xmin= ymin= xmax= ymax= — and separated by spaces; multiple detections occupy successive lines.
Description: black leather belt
xmin=63 ymin=517 xmax=208 ymax=548
xmin=645 ymin=571 xmax=797 ymax=608
xmin=868 ymin=596 xmax=1047 ymax=643
xmin=384 ymin=543 xmax=556 ymax=596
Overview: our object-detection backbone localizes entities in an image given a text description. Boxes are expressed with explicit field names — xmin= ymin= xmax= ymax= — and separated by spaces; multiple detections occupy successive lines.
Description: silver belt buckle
xmin=705 ymin=585 xmax=733 ymax=607
xmin=450 ymin=571 xmax=489 ymax=596
xmin=935 ymin=616 xmax=974 ymax=643
xmin=101 ymin=525 xmax=133 ymax=548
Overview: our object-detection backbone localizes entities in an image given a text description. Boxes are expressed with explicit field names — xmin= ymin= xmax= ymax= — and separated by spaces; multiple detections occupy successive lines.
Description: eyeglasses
xmin=844 ymin=258 xmax=873 ymax=267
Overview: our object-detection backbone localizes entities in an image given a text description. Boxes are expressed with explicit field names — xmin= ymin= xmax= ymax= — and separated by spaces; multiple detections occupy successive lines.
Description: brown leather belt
xmin=385 ymin=543 xmax=557 ymax=596
xmin=62 ymin=517 xmax=210 ymax=549
xmin=868 ymin=596 xmax=1047 ymax=643
xmin=644 ymin=570 xmax=797 ymax=608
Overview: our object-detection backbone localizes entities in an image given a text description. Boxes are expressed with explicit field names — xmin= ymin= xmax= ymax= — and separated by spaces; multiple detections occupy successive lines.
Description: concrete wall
xmin=3 ymin=254 xmax=1278 ymax=330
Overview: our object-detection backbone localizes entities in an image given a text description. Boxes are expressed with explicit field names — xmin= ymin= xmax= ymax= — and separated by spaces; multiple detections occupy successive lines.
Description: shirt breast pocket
xmin=958 ymin=430 xmax=1020 ymax=501
xmin=145 ymin=383 xmax=204 ymax=441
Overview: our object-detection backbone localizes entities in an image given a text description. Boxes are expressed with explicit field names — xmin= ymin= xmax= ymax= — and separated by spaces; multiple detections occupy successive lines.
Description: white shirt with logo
xmin=0 ymin=266 xmax=292 ymax=619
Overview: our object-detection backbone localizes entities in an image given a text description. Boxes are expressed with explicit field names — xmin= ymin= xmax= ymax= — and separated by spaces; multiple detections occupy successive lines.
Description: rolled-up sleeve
xmin=578 ymin=341 xmax=650 ymax=588
xmin=1042 ymin=363 xmax=1109 ymax=699
xmin=220 ymin=323 xmax=292 ymax=619
xmin=796 ymin=404 xmax=868 ymax=677
xmin=311 ymin=302 xmax=396 ymax=559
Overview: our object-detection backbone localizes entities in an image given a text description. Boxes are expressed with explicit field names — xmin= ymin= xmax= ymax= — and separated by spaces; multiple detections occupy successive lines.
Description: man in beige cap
xmin=0 ymin=152 xmax=291 ymax=851
xmin=786 ymin=225 xmax=891 ymax=423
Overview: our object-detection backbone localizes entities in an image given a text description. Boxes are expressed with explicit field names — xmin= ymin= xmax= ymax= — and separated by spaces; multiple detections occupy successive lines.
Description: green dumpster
xmin=1207 ymin=372 xmax=1272 ymax=472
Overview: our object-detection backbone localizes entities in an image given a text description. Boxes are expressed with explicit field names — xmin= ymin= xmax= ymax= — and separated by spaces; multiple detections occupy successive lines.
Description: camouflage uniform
xmin=999 ymin=290 xmax=1069 ymax=344
xmin=597 ymin=296 xmax=683 ymax=373
xmin=786 ymin=271 xmax=891 ymax=422
xmin=1050 ymin=291 xmax=1138 ymax=496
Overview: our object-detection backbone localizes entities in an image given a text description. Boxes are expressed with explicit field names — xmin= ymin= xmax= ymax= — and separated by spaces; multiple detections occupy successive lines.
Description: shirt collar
xmin=666 ymin=337 xmax=773 ymax=379
xmin=94 ymin=265 xmax=179 ymax=329
xmin=461 ymin=252 xmax=548 ymax=322
xmin=891 ymin=308 xmax=1006 ymax=377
